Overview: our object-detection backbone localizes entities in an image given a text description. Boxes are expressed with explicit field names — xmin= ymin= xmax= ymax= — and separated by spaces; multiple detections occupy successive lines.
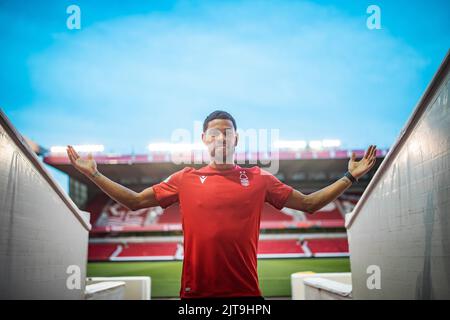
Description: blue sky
xmin=1 ymin=0 xmax=449 ymax=190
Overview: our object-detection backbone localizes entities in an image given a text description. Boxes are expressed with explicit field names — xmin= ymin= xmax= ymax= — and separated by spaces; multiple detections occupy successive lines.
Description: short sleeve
xmin=152 ymin=168 xmax=188 ymax=208
xmin=262 ymin=169 xmax=293 ymax=209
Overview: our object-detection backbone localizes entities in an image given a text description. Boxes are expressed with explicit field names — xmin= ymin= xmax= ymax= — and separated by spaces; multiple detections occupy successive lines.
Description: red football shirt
xmin=152 ymin=164 xmax=293 ymax=298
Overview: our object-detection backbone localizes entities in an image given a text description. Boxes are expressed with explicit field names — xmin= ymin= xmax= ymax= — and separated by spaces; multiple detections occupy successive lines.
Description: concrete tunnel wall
xmin=345 ymin=51 xmax=450 ymax=299
xmin=0 ymin=109 xmax=91 ymax=299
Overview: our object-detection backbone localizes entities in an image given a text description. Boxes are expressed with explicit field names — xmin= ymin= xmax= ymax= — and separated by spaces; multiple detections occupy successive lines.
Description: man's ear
xmin=234 ymin=132 xmax=239 ymax=147
xmin=201 ymin=132 xmax=207 ymax=145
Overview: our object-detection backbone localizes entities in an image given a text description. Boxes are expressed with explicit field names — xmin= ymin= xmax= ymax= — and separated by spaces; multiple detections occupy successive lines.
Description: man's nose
xmin=216 ymin=133 xmax=227 ymax=142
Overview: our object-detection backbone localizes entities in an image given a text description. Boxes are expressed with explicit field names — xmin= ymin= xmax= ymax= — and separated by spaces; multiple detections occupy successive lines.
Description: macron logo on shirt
xmin=199 ymin=176 xmax=207 ymax=184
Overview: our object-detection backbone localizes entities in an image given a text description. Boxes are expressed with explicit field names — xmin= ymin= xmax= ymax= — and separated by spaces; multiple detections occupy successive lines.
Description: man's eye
xmin=206 ymin=131 xmax=219 ymax=137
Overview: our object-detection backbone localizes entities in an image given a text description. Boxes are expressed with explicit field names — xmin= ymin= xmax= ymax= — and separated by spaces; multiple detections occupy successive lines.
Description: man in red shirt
xmin=67 ymin=110 xmax=377 ymax=299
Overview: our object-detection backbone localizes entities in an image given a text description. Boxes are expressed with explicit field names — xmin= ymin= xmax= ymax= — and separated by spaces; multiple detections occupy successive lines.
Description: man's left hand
xmin=348 ymin=145 xmax=377 ymax=180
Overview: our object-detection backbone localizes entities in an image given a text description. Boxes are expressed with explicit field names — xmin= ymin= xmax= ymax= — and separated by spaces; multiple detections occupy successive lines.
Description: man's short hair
xmin=203 ymin=110 xmax=237 ymax=132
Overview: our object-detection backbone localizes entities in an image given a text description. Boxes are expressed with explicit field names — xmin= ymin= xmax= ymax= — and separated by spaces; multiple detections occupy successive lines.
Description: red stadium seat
xmin=261 ymin=204 xmax=294 ymax=222
xmin=85 ymin=195 xmax=355 ymax=234
xmin=84 ymin=193 xmax=109 ymax=225
xmin=88 ymin=242 xmax=180 ymax=261
xmin=305 ymin=238 xmax=349 ymax=256
xmin=304 ymin=201 xmax=343 ymax=220
xmin=257 ymin=239 xmax=303 ymax=254
xmin=118 ymin=242 xmax=178 ymax=257
xmin=157 ymin=204 xmax=181 ymax=224
xmin=88 ymin=243 xmax=118 ymax=261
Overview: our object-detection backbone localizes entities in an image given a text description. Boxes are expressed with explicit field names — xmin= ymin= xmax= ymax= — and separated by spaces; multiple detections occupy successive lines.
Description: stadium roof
xmin=44 ymin=149 xmax=387 ymax=193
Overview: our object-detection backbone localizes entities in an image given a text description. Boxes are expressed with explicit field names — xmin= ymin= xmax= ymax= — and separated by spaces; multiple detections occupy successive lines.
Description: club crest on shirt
xmin=199 ymin=176 xmax=207 ymax=184
xmin=239 ymin=171 xmax=250 ymax=187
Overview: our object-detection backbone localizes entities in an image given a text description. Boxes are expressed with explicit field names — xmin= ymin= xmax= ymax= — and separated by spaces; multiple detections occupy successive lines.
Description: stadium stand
xmin=257 ymin=239 xmax=306 ymax=258
xmin=117 ymin=242 xmax=178 ymax=258
xmin=87 ymin=237 xmax=350 ymax=261
xmin=85 ymin=193 xmax=110 ymax=225
xmin=261 ymin=204 xmax=294 ymax=221
xmin=88 ymin=243 xmax=119 ymax=261
xmin=87 ymin=197 xmax=313 ymax=233
xmin=157 ymin=204 xmax=181 ymax=224
xmin=303 ymin=201 xmax=343 ymax=221
xmin=305 ymin=238 xmax=349 ymax=257
xmin=337 ymin=194 xmax=360 ymax=214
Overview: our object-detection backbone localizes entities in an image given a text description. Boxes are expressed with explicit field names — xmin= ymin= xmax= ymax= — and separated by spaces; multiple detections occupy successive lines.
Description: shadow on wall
xmin=415 ymin=192 xmax=435 ymax=299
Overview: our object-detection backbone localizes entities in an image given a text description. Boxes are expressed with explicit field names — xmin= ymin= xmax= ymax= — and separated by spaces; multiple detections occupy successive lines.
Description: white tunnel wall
xmin=346 ymin=52 xmax=450 ymax=299
xmin=0 ymin=110 xmax=91 ymax=299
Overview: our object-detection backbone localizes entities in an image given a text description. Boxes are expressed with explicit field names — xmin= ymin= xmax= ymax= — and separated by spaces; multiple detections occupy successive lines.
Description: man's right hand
xmin=66 ymin=145 xmax=159 ymax=210
xmin=66 ymin=145 xmax=98 ymax=178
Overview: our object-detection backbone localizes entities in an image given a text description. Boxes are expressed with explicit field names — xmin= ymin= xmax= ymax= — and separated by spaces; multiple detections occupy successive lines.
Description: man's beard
xmin=211 ymin=145 xmax=234 ymax=164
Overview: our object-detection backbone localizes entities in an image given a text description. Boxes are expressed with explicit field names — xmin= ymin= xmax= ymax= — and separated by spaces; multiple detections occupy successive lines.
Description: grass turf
xmin=87 ymin=258 xmax=350 ymax=298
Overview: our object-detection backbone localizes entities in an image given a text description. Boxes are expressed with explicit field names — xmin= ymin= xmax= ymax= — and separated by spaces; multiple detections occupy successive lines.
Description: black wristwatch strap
xmin=344 ymin=171 xmax=357 ymax=183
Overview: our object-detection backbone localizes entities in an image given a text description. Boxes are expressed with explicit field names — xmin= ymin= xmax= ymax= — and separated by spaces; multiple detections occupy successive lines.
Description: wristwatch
xmin=344 ymin=171 xmax=358 ymax=183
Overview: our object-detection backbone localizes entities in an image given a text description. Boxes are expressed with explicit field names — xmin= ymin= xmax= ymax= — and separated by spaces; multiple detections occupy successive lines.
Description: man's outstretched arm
xmin=66 ymin=145 xmax=159 ymax=211
xmin=284 ymin=145 xmax=377 ymax=214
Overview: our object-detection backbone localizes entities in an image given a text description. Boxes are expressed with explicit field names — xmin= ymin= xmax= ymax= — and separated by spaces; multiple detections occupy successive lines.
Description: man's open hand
xmin=66 ymin=145 xmax=97 ymax=177
xmin=348 ymin=145 xmax=377 ymax=180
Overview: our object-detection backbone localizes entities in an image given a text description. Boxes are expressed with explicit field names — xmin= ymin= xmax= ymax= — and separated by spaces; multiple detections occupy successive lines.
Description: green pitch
xmin=87 ymin=258 xmax=350 ymax=298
